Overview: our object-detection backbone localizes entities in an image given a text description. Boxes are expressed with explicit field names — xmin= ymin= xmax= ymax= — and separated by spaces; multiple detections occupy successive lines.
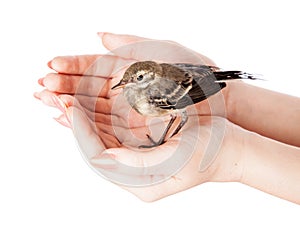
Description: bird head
xmin=111 ymin=61 xmax=162 ymax=90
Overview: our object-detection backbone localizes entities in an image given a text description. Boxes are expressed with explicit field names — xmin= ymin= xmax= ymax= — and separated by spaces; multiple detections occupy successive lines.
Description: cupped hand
xmin=35 ymin=33 xmax=240 ymax=201
xmin=36 ymin=33 xmax=227 ymax=144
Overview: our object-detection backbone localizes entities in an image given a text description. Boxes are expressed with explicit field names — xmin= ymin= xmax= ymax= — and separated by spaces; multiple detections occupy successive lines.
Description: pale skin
xmin=34 ymin=33 xmax=300 ymax=204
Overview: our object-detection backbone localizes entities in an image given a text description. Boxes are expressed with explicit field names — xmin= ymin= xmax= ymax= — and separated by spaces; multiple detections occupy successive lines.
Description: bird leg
xmin=139 ymin=114 xmax=177 ymax=148
xmin=170 ymin=110 xmax=188 ymax=138
xmin=139 ymin=111 xmax=188 ymax=148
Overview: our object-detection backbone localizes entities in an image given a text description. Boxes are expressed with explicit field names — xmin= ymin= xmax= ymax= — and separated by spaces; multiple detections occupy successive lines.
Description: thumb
xmin=98 ymin=32 xmax=150 ymax=51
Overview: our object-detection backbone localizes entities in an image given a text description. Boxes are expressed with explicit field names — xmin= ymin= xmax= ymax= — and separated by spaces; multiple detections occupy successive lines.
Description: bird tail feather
xmin=213 ymin=71 xmax=264 ymax=81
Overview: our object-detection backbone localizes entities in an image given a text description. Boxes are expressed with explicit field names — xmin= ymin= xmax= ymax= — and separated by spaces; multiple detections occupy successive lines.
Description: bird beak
xmin=111 ymin=80 xmax=126 ymax=90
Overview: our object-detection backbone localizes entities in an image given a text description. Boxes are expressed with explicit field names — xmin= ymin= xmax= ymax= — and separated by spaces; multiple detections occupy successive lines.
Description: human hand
xmin=35 ymin=33 xmax=242 ymax=201
xmin=36 ymin=33 xmax=229 ymax=144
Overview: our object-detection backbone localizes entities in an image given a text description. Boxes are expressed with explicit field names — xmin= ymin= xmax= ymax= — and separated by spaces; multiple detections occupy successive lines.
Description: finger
xmin=71 ymin=94 xmax=122 ymax=125
xmin=36 ymin=90 xmax=120 ymax=155
xmin=68 ymin=94 xmax=146 ymax=128
xmin=43 ymin=73 xmax=112 ymax=97
xmin=36 ymin=90 xmax=113 ymax=134
xmin=49 ymin=55 xmax=100 ymax=74
xmin=72 ymin=108 xmax=122 ymax=149
xmin=34 ymin=89 xmax=74 ymax=112
xmin=94 ymin=144 xmax=179 ymax=168
xmin=53 ymin=114 xmax=71 ymax=128
xmin=49 ymin=54 xmax=134 ymax=76
xmin=90 ymin=146 xmax=179 ymax=187
xmin=99 ymin=32 xmax=150 ymax=51
xmin=65 ymin=97 xmax=121 ymax=148
xmin=93 ymin=129 xmax=121 ymax=149
xmin=107 ymin=37 xmax=207 ymax=64
xmin=69 ymin=106 xmax=105 ymax=159
xmin=51 ymin=94 xmax=120 ymax=148
xmin=100 ymin=32 xmax=215 ymax=65
xmin=36 ymin=89 xmax=131 ymax=131
xmin=74 ymin=95 xmax=113 ymax=114
xmin=35 ymin=90 xmax=89 ymax=116
xmin=100 ymin=32 xmax=163 ymax=61
xmin=34 ymin=89 xmax=58 ymax=107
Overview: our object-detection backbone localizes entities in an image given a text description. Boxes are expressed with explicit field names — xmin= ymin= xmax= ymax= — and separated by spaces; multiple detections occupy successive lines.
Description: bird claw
xmin=138 ymin=134 xmax=165 ymax=148
xmin=146 ymin=134 xmax=157 ymax=145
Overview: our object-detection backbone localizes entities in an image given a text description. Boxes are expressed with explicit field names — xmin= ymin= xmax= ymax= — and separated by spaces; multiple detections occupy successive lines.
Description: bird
xmin=112 ymin=61 xmax=258 ymax=148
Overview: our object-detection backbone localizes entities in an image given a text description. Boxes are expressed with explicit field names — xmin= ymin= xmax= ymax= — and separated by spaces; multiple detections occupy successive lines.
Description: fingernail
xmin=97 ymin=32 xmax=105 ymax=38
xmin=90 ymin=154 xmax=117 ymax=167
xmin=100 ymin=153 xmax=116 ymax=159
xmin=91 ymin=158 xmax=117 ymax=167
xmin=33 ymin=92 xmax=40 ymax=99
xmin=51 ymin=95 xmax=67 ymax=114
xmin=47 ymin=60 xmax=53 ymax=69
xmin=38 ymin=77 xmax=44 ymax=86
xmin=53 ymin=116 xmax=71 ymax=128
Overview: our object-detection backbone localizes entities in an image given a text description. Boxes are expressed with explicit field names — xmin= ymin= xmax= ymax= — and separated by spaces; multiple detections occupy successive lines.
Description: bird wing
xmin=173 ymin=63 xmax=218 ymax=77
xmin=148 ymin=63 xmax=226 ymax=110
xmin=170 ymin=63 xmax=226 ymax=109
xmin=146 ymin=77 xmax=187 ymax=109
xmin=175 ymin=74 xmax=226 ymax=109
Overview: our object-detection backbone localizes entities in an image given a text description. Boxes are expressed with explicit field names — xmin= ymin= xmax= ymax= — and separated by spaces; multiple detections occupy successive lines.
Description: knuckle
xmin=82 ymin=77 xmax=96 ymax=95
xmin=59 ymin=75 xmax=74 ymax=93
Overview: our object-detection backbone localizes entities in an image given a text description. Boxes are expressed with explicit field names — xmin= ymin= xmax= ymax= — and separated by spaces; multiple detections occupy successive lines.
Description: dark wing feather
xmin=171 ymin=64 xmax=226 ymax=109
xmin=168 ymin=63 xmax=256 ymax=109
xmin=174 ymin=63 xmax=257 ymax=80
xmin=174 ymin=76 xmax=226 ymax=109
xmin=148 ymin=63 xmax=226 ymax=110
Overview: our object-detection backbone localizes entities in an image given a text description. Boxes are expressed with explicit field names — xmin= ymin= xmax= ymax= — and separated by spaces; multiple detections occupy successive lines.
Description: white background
xmin=0 ymin=0 xmax=299 ymax=224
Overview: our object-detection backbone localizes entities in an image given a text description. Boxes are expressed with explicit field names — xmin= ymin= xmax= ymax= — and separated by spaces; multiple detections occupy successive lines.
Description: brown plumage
xmin=112 ymin=61 xmax=257 ymax=148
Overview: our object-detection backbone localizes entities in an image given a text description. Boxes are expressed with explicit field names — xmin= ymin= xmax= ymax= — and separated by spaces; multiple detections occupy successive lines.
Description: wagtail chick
xmin=112 ymin=61 xmax=258 ymax=148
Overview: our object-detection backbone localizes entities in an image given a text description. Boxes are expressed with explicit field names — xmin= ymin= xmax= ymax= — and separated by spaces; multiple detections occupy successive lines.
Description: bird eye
xmin=137 ymin=75 xmax=144 ymax=81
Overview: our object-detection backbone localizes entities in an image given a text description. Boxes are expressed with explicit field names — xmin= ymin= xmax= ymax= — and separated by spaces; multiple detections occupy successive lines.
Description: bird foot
xmin=138 ymin=134 xmax=165 ymax=148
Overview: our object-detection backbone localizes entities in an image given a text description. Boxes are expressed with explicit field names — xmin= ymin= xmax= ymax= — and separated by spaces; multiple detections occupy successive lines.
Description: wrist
xmin=207 ymin=120 xmax=248 ymax=183
xmin=223 ymin=81 xmax=240 ymax=120
xmin=240 ymin=130 xmax=300 ymax=204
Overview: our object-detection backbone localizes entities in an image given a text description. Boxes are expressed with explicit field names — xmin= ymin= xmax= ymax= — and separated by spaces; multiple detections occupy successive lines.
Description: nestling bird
xmin=112 ymin=61 xmax=258 ymax=148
